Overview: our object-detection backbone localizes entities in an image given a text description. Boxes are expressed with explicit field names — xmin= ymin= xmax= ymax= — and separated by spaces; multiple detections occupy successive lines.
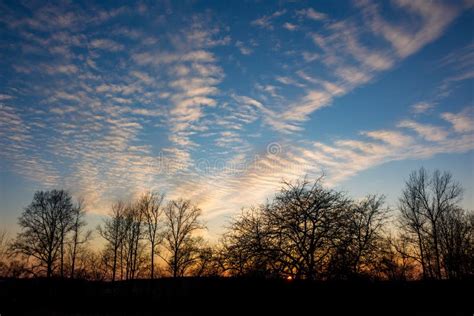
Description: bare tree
xmin=220 ymin=207 xmax=275 ymax=277
xmin=438 ymin=206 xmax=474 ymax=279
xmin=139 ymin=191 xmax=164 ymax=279
xmin=399 ymin=168 xmax=464 ymax=279
xmin=11 ymin=190 xmax=76 ymax=278
xmin=123 ymin=204 xmax=145 ymax=280
xmin=68 ymin=199 xmax=92 ymax=279
xmin=161 ymin=199 xmax=205 ymax=277
xmin=376 ymin=235 xmax=416 ymax=281
xmin=335 ymin=195 xmax=389 ymax=277
xmin=189 ymin=244 xmax=220 ymax=277
xmin=266 ymin=178 xmax=353 ymax=280
xmin=399 ymin=171 xmax=430 ymax=279
xmin=98 ymin=201 xmax=129 ymax=281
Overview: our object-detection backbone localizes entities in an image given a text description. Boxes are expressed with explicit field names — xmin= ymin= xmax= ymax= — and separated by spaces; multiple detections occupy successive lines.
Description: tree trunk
xmin=432 ymin=225 xmax=442 ymax=279
xmin=417 ymin=230 xmax=427 ymax=280
xmin=60 ymin=233 xmax=64 ymax=278
xmin=70 ymin=236 xmax=77 ymax=279
xmin=112 ymin=246 xmax=117 ymax=282
xmin=150 ymin=243 xmax=155 ymax=279
xmin=173 ymin=250 xmax=178 ymax=277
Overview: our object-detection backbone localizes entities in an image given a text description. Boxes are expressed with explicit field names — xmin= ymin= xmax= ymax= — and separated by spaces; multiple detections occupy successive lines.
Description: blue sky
xmin=0 ymin=0 xmax=473 ymax=239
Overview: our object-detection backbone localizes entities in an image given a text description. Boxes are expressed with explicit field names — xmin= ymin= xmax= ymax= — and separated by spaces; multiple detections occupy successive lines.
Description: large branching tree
xmin=68 ymin=198 xmax=92 ymax=279
xmin=98 ymin=201 xmax=129 ymax=281
xmin=399 ymin=168 xmax=472 ymax=279
xmin=139 ymin=191 xmax=164 ymax=279
xmin=11 ymin=190 xmax=77 ymax=278
xmin=161 ymin=199 xmax=205 ymax=277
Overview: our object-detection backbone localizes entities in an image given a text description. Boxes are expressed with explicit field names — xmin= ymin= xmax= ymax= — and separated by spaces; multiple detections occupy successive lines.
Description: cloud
xmin=302 ymin=51 xmax=319 ymax=62
xmin=235 ymin=41 xmax=253 ymax=55
xmin=411 ymin=102 xmax=434 ymax=114
xmin=90 ymin=39 xmax=124 ymax=51
xmin=132 ymin=50 xmax=215 ymax=66
xmin=43 ymin=64 xmax=79 ymax=75
xmin=0 ymin=94 xmax=13 ymax=101
xmin=364 ymin=0 xmax=460 ymax=58
xmin=251 ymin=10 xmax=287 ymax=30
xmin=283 ymin=22 xmax=298 ymax=31
xmin=275 ymin=76 xmax=305 ymax=87
xmin=296 ymin=8 xmax=327 ymax=21
xmin=182 ymin=113 xmax=474 ymax=221
xmin=0 ymin=0 xmax=471 ymax=234
xmin=441 ymin=107 xmax=474 ymax=133
xmin=362 ymin=130 xmax=413 ymax=147
xmin=398 ymin=120 xmax=449 ymax=141
xmin=249 ymin=0 xmax=461 ymax=134
xmin=130 ymin=71 xmax=154 ymax=85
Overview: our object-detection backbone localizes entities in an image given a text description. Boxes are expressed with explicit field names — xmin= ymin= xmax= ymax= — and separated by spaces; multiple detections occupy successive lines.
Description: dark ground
xmin=0 ymin=277 xmax=472 ymax=315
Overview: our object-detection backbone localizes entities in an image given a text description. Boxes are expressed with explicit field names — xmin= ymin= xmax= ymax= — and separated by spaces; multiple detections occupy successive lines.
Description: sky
xmin=0 ymin=0 xmax=473 ymax=240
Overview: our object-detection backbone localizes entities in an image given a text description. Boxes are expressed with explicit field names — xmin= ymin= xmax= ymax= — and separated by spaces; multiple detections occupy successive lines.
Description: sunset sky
xmin=1 ymin=0 xmax=473 ymax=239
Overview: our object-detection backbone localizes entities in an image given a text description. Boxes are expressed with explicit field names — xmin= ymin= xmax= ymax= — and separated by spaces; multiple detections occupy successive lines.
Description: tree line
xmin=1 ymin=168 xmax=472 ymax=280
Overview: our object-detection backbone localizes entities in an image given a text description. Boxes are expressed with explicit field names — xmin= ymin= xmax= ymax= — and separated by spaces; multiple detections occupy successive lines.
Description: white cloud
xmin=411 ymin=102 xmax=433 ymax=114
xmin=302 ymin=51 xmax=319 ymax=62
xmin=132 ymin=50 xmax=215 ymax=66
xmin=363 ymin=130 xmax=413 ymax=147
xmin=251 ymin=10 xmax=287 ymax=30
xmin=283 ymin=22 xmax=298 ymax=31
xmin=398 ymin=120 xmax=449 ymax=141
xmin=365 ymin=0 xmax=459 ymax=58
xmin=0 ymin=94 xmax=13 ymax=101
xmin=441 ymin=107 xmax=474 ymax=133
xmin=90 ymin=38 xmax=124 ymax=51
xmin=296 ymin=8 xmax=327 ymax=21
xmin=235 ymin=41 xmax=253 ymax=55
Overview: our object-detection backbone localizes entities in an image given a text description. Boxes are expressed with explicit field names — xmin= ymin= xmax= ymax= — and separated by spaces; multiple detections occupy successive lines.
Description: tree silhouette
xmin=98 ymin=201 xmax=129 ymax=281
xmin=399 ymin=168 xmax=472 ymax=279
xmin=10 ymin=190 xmax=77 ymax=278
xmin=328 ymin=195 xmax=389 ymax=278
xmin=4 ymin=169 xmax=472 ymax=282
xmin=221 ymin=178 xmax=390 ymax=280
xmin=139 ymin=191 xmax=164 ymax=279
xmin=68 ymin=198 xmax=92 ymax=279
xmin=161 ymin=199 xmax=205 ymax=277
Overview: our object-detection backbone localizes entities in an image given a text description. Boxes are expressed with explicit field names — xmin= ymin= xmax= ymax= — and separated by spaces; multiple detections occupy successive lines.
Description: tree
xmin=220 ymin=207 xmax=275 ymax=277
xmin=98 ymin=201 xmax=129 ymax=281
xmin=161 ymin=199 xmax=205 ymax=277
xmin=139 ymin=191 xmax=164 ymax=279
xmin=265 ymin=178 xmax=353 ymax=280
xmin=328 ymin=195 xmax=389 ymax=278
xmin=68 ymin=199 xmax=92 ymax=279
xmin=122 ymin=204 xmax=145 ymax=280
xmin=438 ymin=206 xmax=474 ymax=279
xmin=11 ymin=190 xmax=77 ymax=278
xmin=399 ymin=168 xmax=467 ymax=279
xmin=376 ymin=235 xmax=416 ymax=281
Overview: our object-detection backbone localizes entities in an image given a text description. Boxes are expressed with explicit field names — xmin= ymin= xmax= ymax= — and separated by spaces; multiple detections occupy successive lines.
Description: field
xmin=0 ymin=278 xmax=472 ymax=315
